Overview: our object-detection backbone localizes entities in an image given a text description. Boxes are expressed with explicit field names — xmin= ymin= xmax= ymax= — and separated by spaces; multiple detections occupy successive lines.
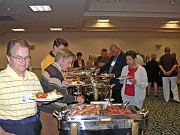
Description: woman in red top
xmin=120 ymin=50 xmax=148 ymax=109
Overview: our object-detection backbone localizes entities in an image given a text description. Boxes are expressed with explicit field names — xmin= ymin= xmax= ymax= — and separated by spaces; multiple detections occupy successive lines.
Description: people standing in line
xmin=96 ymin=56 xmax=106 ymax=68
xmin=120 ymin=50 xmax=148 ymax=109
xmin=73 ymin=52 xmax=85 ymax=70
xmin=41 ymin=37 xmax=68 ymax=73
xmin=86 ymin=54 xmax=98 ymax=69
xmin=135 ymin=50 xmax=145 ymax=66
xmin=95 ymin=48 xmax=109 ymax=68
xmin=146 ymin=54 xmax=160 ymax=97
xmin=159 ymin=47 xmax=180 ymax=102
xmin=0 ymin=39 xmax=43 ymax=135
xmin=95 ymin=43 xmax=127 ymax=103
xmin=40 ymin=48 xmax=85 ymax=135
xmin=41 ymin=48 xmax=85 ymax=105
xmin=100 ymin=48 xmax=109 ymax=64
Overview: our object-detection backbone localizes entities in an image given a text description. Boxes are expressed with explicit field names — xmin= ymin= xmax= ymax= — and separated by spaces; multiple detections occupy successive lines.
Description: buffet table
xmin=54 ymin=103 xmax=148 ymax=135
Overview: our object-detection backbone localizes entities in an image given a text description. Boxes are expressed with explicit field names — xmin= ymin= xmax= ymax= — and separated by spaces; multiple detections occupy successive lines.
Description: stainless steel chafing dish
xmin=54 ymin=103 xmax=148 ymax=135
xmin=74 ymin=75 xmax=114 ymax=101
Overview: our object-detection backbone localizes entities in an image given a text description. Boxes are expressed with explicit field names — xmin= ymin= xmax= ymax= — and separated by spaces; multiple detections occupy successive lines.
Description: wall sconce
xmin=155 ymin=44 xmax=161 ymax=50
xmin=29 ymin=44 xmax=35 ymax=50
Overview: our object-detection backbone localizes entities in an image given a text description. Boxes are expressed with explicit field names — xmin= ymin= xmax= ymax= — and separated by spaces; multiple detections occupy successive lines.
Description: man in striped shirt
xmin=0 ymin=39 xmax=43 ymax=135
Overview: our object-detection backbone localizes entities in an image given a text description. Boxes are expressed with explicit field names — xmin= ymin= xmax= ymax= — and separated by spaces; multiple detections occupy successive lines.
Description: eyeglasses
xmin=11 ymin=55 xmax=31 ymax=62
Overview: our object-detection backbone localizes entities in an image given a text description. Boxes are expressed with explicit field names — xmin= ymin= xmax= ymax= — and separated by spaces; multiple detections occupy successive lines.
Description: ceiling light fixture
xmin=97 ymin=19 xmax=110 ymax=23
xmin=50 ymin=28 xmax=63 ymax=31
xmin=6 ymin=7 xmax=12 ymax=11
xmin=169 ymin=1 xmax=175 ymax=4
xmin=29 ymin=5 xmax=52 ymax=12
xmin=11 ymin=29 xmax=25 ymax=31
xmin=167 ymin=21 xmax=179 ymax=24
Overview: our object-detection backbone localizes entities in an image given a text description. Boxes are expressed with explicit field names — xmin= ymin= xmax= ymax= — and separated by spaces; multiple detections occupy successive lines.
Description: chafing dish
xmin=78 ymin=82 xmax=114 ymax=101
xmin=54 ymin=103 xmax=148 ymax=135
xmin=73 ymin=74 xmax=114 ymax=101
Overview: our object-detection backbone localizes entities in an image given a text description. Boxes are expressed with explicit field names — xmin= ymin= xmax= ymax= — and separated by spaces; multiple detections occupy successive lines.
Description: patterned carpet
xmin=143 ymin=87 xmax=180 ymax=135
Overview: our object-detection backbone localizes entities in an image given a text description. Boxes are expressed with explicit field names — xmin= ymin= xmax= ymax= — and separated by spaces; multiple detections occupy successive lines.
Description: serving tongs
xmin=121 ymin=101 xmax=130 ymax=109
xmin=61 ymin=104 xmax=86 ymax=114
xmin=107 ymin=84 xmax=115 ymax=101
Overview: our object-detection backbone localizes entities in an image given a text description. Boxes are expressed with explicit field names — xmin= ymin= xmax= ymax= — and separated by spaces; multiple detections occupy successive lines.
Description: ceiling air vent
xmin=0 ymin=16 xmax=15 ymax=21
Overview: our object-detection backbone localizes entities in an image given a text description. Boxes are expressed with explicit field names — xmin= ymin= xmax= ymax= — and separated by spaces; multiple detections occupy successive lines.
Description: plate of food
xmin=99 ymin=73 xmax=109 ymax=78
xmin=67 ymin=81 xmax=85 ymax=86
xmin=73 ymin=71 xmax=86 ymax=76
xmin=104 ymin=98 xmax=115 ymax=102
xmin=31 ymin=92 xmax=63 ymax=102
xmin=116 ymin=76 xmax=132 ymax=80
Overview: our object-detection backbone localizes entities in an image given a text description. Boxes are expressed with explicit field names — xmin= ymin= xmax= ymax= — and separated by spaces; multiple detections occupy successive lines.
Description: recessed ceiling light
xmin=97 ymin=19 xmax=110 ymax=23
xmin=11 ymin=29 xmax=25 ymax=31
xmin=167 ymin=21 xmax=179 ymax=24
xmin=169 ymin=1 xmax=175 ymax=4
xmin=50 ymin=28 xmax=63 ymax=31
xmin=29 ymin=5 xmax=52 ymax=12
xmin=6 ymin=8 xmax=12 ymax=11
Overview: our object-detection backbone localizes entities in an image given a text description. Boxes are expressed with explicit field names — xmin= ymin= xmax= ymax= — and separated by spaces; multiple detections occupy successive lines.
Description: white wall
xmin=0 ymin=31 xmax=180 ymax=69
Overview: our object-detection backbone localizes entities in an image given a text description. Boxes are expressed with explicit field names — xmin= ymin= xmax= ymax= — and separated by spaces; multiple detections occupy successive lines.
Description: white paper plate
xmin=116 ymin=76 xmax=131 ymax=80
xmin=90 ymin=101 xmax=110 ymax=104
xmin=33 ymin=98 xmax=59 ymax=102
xmin=30 ymin=95 xmax=63 ymax=102
xmin=104 ymin=98 xmax=115 ymax=102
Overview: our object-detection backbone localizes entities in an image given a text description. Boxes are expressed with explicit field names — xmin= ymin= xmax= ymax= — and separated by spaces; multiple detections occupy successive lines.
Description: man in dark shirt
xmin=159 ymin=47 xmax=179 ymax=102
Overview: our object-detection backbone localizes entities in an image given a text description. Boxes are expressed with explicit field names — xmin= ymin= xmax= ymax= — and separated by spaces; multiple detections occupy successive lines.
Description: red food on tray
xmin=105 ymin=104 xmax=133 ymax=115
xmin=36 ymin=92 xmax=48 ymax=98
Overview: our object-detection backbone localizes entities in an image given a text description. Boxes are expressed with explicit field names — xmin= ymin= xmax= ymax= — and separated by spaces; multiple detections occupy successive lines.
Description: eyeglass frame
xmin=11 ymin=55 xmax=31 ymax=62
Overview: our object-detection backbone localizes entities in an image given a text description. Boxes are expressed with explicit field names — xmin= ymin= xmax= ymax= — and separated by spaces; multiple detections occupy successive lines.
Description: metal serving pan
xmin=56 ymin=103 xmax=147 ymax=121
xmin=54 ymin=103 xmax=148 ymax=135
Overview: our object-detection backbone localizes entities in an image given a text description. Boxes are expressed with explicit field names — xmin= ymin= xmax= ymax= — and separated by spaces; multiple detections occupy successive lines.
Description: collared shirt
xmin=0 ymin=65 xmax=43 ymax=120
xmin=41 ymin=51 xmax=55 ymax=73
xmin=108 ymin=56 xmax=118 ymax=73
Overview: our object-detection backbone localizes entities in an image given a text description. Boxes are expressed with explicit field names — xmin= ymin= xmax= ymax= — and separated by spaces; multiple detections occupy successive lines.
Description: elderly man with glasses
xmin=0 ymin=39 xmax=43 ymax=135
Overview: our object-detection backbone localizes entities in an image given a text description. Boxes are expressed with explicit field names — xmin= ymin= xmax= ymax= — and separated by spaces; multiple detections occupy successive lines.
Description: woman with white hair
xmin=86 ymin=54 xmax=97 ymax=69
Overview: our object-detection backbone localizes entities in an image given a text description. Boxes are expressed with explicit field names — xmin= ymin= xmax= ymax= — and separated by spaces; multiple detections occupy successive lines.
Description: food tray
xmin=60 ymin=103 xmax=145 ymax=121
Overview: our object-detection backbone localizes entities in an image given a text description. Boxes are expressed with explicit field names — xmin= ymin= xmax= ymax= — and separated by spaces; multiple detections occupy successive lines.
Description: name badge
xmin=21 ymin=93 xmax=33 ymax=103
xmin=111 ymin=60 xmax=116 ymax=66
xmin=126 ymin=79 xmax=132 ymax=85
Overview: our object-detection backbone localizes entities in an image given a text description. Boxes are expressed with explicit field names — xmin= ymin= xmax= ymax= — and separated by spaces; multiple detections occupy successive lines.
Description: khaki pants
xmin=162 ymin=77 xmax=180 ymax=102
xmin=40 ymin=111 xmax=59 ymax=135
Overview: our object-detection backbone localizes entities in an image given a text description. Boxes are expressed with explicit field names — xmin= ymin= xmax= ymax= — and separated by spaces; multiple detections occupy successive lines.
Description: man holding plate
xmin=0 ymin=39 xmax=43 ymax=135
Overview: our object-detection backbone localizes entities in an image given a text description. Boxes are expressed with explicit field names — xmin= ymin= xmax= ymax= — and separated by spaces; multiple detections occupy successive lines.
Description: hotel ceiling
xmin=0 ymin=0 xmax=180 ymax=35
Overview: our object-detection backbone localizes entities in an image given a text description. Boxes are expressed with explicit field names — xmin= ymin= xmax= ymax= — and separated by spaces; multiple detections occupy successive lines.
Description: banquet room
xmin=0 ymin=0 xmax=180 ymax=135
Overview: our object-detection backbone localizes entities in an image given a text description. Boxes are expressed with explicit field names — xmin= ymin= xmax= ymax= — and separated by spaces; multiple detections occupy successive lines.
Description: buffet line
xmin=52 ymin=70 xmax=149 ymax=135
